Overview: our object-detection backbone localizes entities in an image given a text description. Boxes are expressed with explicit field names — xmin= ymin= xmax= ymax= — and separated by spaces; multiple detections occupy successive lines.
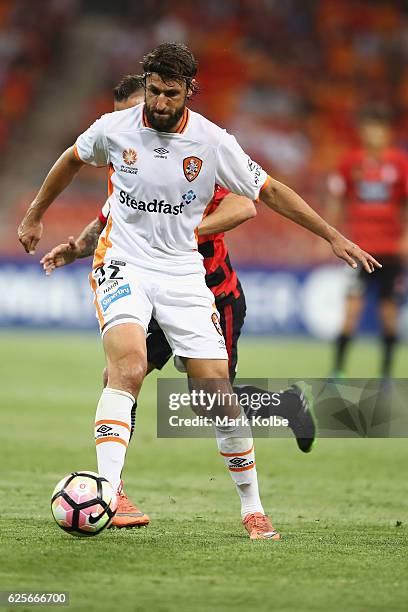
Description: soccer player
xmin=326 ymin=106 xmax=408 ymax=378
xmin=19 ymin=43 xmax=380 ymax=540
xmin=41 ymin=74 xmax=256 ymax=384
xmin=42 ymin=74 xmax=318 ymax=528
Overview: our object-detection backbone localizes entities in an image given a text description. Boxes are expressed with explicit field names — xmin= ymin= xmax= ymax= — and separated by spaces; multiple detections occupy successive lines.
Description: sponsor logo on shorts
xmin=119 ymin=190 xmax=185 ymax=216
xmin=211 ymin=312 xmax=223 ymax=336
xmin=183 ymin=156 xmax=203 ymax=182
xmin=103 ymin=280 xmax=118 ymax=294
xmin=123 ymin=148 xmax=138 ymax=165
xmin=101 ymin=283 xmax=131 ymax=312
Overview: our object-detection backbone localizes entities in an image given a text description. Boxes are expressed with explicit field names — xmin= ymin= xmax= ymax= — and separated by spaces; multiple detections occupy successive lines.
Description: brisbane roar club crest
xmin=183 ymin=156 xmax=203 ymax=182
xmin=122 ymin=148 xmax=138 ymax=166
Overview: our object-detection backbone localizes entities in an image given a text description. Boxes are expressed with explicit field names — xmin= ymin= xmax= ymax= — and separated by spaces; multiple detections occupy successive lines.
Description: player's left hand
xmin=40 ymin=237 xmax=80 ymax=275
xmin=330 ymin=233 xmax=382 ymax=273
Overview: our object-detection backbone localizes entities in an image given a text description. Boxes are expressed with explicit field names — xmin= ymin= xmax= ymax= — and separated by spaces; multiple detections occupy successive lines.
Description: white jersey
xmin=75 ymin=103 xmax=268 ymax=275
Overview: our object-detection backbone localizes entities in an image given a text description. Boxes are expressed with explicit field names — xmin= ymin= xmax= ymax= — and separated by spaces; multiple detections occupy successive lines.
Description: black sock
xmin=129 ymin=401 xmax=137 ymax=441
xmin=381 ymin=334 xmax=397 ymax=377
xmin=233 ymin=385 xmax=301 ymax=420
xmin=120 ymin=401 xmax=137 ymax=478
xmin=334 ymin=333 xmax=352 ymax=372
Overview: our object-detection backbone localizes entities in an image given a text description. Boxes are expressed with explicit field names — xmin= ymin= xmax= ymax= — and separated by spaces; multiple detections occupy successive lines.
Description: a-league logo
xmin=123 ymin=148 xmax=138 ymax=165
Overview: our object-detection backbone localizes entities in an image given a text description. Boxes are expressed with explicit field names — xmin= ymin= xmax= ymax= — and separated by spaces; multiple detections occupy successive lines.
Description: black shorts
xmin=146 ymin=281 xmax=246 ymax=382
xmin=348 ymin=255 xmax=404 ymax=300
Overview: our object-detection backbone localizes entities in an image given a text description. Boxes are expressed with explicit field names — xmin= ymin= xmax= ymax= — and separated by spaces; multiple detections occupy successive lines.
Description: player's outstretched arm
xmin=40 ymin=217 xmax=106 ymax=275
xmin=18 ymin=146 xmax=84 ymax=254
xmin=197 ymin=193 xmax=256 ymax=236
xmin=261 ymin=178 xmax=382 ymax=273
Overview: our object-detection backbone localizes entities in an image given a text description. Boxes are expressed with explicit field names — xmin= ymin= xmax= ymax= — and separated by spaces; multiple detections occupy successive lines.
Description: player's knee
xmin=211 ymin=360 xmax=230 ymax=379
xmin=109 ymin=353 xmax=146 ymax=396
xmin=123 ymin=359 xmax=146 ymax=393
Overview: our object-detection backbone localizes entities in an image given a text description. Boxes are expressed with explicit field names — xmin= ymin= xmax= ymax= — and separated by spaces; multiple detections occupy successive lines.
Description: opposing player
xmin=326 ymin=106 xmax=408 ymax=377
xmin=19 ymin=43 xmax=380 ymax=540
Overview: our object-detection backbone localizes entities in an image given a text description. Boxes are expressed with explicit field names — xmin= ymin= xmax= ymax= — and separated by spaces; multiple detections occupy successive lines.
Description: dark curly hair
xmin=113 ymin=74 xmax=144 ymax=102
xmin=142 ymin=42 xmax=199 ymax=94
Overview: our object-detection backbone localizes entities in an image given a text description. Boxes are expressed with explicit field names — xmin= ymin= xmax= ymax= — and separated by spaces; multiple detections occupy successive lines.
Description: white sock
xmin=215 ymin=430 xmax=264 ymax=518
xmin=94 ymin=387 xmax=134 ymax=492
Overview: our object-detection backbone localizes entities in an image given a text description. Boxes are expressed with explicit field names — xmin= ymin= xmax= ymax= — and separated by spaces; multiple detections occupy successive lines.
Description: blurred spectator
xmin=0 ymin=0 xmax=78 ymax=156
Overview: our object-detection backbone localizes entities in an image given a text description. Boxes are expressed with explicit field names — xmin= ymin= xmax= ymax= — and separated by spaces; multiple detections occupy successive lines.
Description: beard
xmin=144 ymin=103 xmax=185 ymax=132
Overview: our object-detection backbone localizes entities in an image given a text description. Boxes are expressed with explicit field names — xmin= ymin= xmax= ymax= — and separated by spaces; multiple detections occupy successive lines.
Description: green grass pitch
xmin=1 ymin=332 xmax=407 ymax=611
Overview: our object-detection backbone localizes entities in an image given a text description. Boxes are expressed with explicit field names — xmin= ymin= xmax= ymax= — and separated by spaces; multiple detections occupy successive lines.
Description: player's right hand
xmin=17 ymin=216 xmax=43 ymax=255
xmin=40 ymin=237 xmax=80 ymax=275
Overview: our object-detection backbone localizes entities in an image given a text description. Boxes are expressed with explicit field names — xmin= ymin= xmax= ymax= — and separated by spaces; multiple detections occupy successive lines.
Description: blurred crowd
xmin=4 ymin=0 xmax=408 ymax=264
xmin=0 ymin=0 xmax=77 ymax=155
xmin=77 ymin=0 xmax=408 ymax=174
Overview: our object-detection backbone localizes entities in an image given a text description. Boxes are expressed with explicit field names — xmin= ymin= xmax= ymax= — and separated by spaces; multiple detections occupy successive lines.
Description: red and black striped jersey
xmin=197 ymin=185 xmax=240 ymax=299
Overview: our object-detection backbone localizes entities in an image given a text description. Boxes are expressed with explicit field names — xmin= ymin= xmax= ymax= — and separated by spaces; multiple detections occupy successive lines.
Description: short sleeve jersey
xmin=328 ymin=147 xmax=408 ymax=255
xmin=75 ymin=104 xmax=268 ymax=274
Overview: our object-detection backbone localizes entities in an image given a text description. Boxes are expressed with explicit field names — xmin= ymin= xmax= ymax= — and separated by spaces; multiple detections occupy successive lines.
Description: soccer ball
xmin=51 ymin=471 xmax=117 ymax=537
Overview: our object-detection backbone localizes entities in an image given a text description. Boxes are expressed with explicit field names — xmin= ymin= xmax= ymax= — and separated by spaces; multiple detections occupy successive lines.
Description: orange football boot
xmin=242 ymin=512 xmax=281 ymax=540
xmin=110 ymin=480 xmax=150 ymax=528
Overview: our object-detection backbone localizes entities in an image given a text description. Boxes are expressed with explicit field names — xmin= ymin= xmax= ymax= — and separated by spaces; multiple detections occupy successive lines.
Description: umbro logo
xmin=154 ymin=147 xmax=169 ymax=158
xmin=229 ymin=457 xmax=248 ymax=467
xmin=96 ymin=424 xmax=112 ymax=434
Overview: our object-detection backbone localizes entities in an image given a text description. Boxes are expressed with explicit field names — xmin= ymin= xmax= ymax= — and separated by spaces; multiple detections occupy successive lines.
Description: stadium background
xmin=1 ymin=0 xmax=408 ymax=340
